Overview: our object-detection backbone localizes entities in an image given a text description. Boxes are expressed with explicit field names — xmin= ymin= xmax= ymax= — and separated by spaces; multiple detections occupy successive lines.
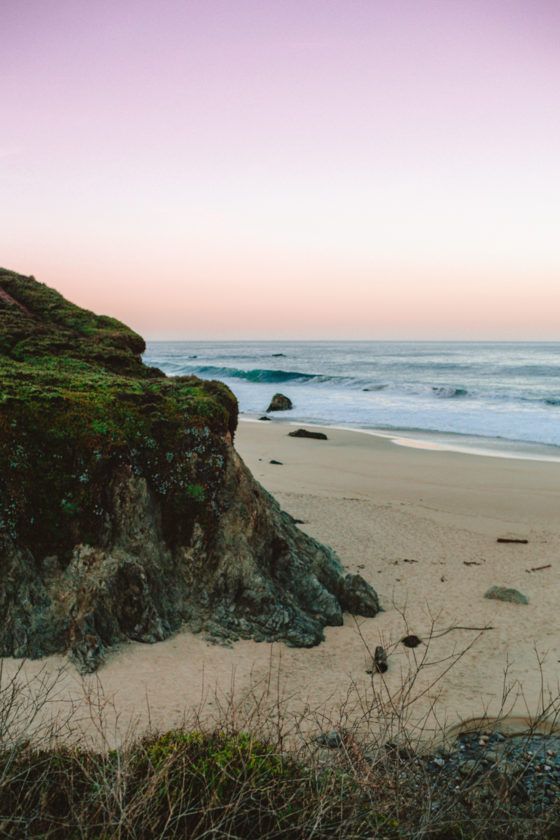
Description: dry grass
xmin=1 ymin=626 xmax=560 ymax=839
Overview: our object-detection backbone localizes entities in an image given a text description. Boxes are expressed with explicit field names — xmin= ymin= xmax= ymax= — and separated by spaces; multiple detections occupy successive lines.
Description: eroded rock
xmin=0 ymin=269 xmax=380 ymax=672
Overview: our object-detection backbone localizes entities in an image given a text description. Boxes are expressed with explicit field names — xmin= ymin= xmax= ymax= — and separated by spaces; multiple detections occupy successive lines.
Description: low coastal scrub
xmin=2 ymin=720 xmax=560 ymax=838
xmin=1 ymin=659 xmax=560 ymax=840
xmin=0 ymin=728 xmax=393 ymax=839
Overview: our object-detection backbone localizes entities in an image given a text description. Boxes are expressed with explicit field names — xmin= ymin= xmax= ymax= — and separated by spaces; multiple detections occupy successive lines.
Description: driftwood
xmin=526 ymin=564 xmax=551 ymax=573
xmin=431 ymin=625 xmax=494 ymax=639
xmin=497 ymin=538 xmax=528 ymax=544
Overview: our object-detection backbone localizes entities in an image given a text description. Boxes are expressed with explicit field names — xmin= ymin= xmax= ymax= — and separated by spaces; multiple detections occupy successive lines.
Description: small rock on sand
xmin=401 ymin=634 xmax=422 ymax=648
xmin=484 ymin=586 xmax=529 ymax=605
xmin=288 ymin=428 xmax=328 ymax=440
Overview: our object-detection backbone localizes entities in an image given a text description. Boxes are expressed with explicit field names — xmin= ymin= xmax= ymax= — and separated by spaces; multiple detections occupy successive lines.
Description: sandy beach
xmin=5 ymin=419 xmax=560 ymax=747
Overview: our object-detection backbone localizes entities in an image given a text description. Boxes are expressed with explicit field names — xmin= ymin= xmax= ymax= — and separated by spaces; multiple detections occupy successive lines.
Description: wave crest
xmin=190 ymin=365 xmax=318 ymax=384
xmin=432 ymin=386 xmax=468 ymax=399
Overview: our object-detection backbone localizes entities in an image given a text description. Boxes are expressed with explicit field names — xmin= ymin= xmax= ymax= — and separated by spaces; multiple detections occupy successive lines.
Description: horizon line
xmin=144 ymin=337 xmax=560 ymax=344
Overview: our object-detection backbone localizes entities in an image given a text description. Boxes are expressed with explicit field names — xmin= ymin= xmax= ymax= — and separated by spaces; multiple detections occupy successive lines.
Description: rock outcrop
xmin=0 ymin=269 xmax=380 ymax=671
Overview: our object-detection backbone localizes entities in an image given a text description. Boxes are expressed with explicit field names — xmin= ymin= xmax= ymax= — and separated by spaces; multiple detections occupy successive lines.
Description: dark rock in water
xmin=259 ymin=415 xmax=271 ymax=421
xmin=401 ymin=634 xmax=422 ymax=648
xmin=0 ymin=268 xmax=380 ymax=672
xmin=267 ymin=393 xmax=293 ymax=412
xmin=288 ymin=429 xmax=328 ymax=440
xmin=269 ymin=459 xmax=283 ymax=465
xmin=484 ymin=586 xmax=528 ymax=605
xmin=374 ymin=645 xmax=388 ymax=673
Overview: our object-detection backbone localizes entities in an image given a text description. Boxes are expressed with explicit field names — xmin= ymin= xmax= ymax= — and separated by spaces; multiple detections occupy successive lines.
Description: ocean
xmin=144 ymin=341 xmax=560 ymax=460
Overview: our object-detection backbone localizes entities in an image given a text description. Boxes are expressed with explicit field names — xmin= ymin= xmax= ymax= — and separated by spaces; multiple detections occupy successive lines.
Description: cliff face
xmin=0 ymin=269 xmax=379 ymax=672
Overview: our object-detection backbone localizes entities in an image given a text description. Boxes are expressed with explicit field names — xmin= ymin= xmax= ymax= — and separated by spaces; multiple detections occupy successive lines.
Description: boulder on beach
xmin=288 ymin=428 xmax=328 ymax=440
xmin=267 ymin=393 xmax=293 ymax=412
xmin=0 ymin=268 xmax=380 ymax=672
xmin=484 ymin=586 xmax=529 ymax=605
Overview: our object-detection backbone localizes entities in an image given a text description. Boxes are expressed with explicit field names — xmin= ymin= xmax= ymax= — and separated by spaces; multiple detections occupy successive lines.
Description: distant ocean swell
xmin=144 ymin=342 xmax=560 ymax=450
xmin=186 ymin=365 xmax=319 ymax=384
xmin=150 ymin=361 xmax=560 ymax=407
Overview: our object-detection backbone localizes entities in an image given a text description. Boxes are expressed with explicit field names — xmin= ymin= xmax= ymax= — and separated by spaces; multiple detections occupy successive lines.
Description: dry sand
xmin=4 ymin=420 xmax=560 ymax=747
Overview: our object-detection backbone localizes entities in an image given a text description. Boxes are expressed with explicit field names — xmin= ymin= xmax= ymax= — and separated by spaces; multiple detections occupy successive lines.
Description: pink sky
xmin=2 ymin=0 xmax=559 ymax=339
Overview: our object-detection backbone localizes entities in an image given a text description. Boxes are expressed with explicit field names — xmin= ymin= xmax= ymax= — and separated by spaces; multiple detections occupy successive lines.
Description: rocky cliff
xmin=0 ymin=269 xmax=379 ymax=672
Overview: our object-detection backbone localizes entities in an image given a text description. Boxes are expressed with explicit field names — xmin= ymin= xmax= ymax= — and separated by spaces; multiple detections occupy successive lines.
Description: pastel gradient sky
xmin=2 ymin=0 xmax=559 ymax=339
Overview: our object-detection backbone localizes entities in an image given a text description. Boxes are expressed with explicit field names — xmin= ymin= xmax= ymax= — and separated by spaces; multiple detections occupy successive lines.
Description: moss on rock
xmin=0 ymin=269 xmax=237 ymax=556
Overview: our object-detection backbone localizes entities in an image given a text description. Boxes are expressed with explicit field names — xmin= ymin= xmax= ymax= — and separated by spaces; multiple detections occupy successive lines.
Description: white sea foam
xmin=145 ymin=340 xmax=560 ymax=455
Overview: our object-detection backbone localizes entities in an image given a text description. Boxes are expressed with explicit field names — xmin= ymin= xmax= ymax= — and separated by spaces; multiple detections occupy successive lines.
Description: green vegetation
xmin=0 ymin=268 xmax=146 ymax=374
xmin=0 ymin=269 xmax=238 ymax=557
xmin=0 ymin=728 xmax=398 ymax=839
xmin=1 ymin=723 xmax=557 ymax=839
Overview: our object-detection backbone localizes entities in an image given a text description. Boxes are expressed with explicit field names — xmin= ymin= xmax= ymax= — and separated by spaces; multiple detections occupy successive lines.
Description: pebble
xmin=459 ymin=759 xmax=479 ymax=776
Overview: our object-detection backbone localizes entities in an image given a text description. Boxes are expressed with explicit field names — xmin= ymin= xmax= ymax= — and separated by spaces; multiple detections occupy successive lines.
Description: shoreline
xmin=241 ymin=413 xmax=560 ymax=464
xmin=3 ymin=419 xmax=560 ymax=748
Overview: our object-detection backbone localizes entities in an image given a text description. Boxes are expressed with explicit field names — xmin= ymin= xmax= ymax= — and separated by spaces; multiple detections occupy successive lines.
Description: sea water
xmin=144 ymin=341 xmax=560 ymax=459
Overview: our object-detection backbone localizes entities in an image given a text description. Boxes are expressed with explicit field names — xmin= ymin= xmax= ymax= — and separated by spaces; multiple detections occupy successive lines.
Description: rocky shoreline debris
xmin=313 ymin=726 xmax=560 ymax=817
xmin=429 ymin=729 xmax=560 ymax=813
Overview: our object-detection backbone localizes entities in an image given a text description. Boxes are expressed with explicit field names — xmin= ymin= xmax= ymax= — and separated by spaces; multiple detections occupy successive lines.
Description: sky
xmin=1 ymin=0 xmax=560 ymax=339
